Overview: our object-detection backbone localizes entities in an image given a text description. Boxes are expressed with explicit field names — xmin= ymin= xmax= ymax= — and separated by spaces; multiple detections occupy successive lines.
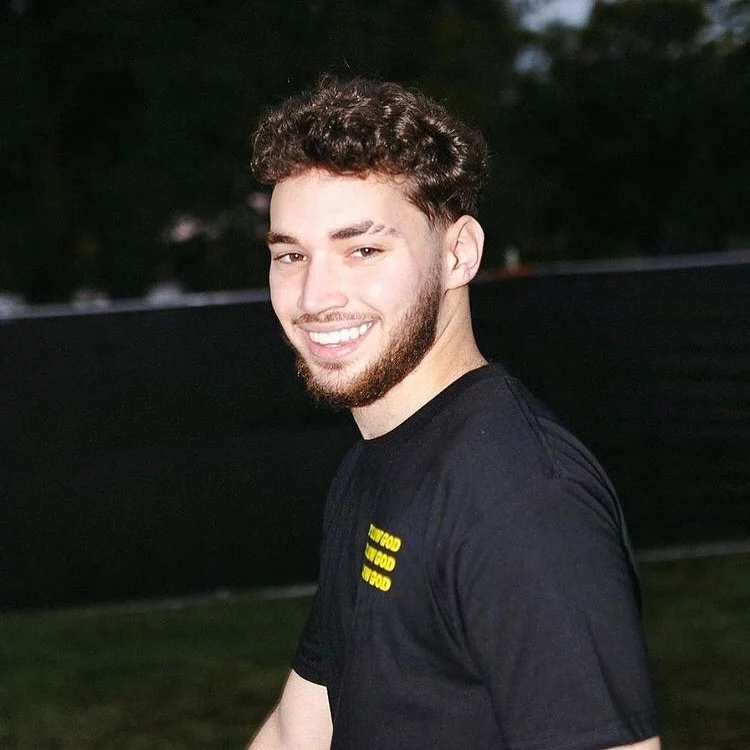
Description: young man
xmin=248 ymin=77 xmax=660 ymax=750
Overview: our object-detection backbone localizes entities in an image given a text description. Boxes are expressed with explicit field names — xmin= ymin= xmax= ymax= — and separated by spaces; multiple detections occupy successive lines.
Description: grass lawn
xmin=0 ymin=554 xmax=747 ymax=749
xmin=642 ymin=553 xmax=750 ymax=749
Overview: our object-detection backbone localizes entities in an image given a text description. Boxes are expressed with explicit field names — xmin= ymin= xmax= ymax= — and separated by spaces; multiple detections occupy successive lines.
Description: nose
xmin=298 ymin=255 xmax=348 ymax=315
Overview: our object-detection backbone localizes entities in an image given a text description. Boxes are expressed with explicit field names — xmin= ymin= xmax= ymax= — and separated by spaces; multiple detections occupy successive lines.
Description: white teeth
xmin=309 ymin=323 xmax=370 ymax=346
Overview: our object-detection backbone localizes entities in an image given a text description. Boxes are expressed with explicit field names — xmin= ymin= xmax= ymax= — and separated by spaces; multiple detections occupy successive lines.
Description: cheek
xmin=364 ymin=265 xmax=424 ymax=309
xmin=269 ymin=276 xmax=297 ymax=321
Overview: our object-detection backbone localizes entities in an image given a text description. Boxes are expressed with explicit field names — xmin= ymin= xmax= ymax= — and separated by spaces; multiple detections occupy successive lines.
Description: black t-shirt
xmin=294 ymin=364 xmax=659 ymax=749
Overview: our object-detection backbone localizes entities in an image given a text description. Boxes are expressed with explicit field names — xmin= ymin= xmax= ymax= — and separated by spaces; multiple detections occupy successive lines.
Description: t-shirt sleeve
xmin=444 ymin=474 xmax=659 ymax=750
xmin=292 ymin=586 xmax=327 ymax=686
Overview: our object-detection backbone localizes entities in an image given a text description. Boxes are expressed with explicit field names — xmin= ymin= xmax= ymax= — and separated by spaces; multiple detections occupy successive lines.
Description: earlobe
xmin=445 ymin=216 xmax=484 ymax=289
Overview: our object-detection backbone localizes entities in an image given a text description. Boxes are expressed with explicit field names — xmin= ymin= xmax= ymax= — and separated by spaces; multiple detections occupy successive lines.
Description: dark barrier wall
xmin=1 ymin=302 xmax=357 ymax=611
xmin=2 ymin=260 xmax=749 ymax=610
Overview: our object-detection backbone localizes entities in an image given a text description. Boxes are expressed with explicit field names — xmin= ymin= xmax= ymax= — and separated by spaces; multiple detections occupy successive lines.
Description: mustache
xmin=293 ymin=312 xmax=371 ymax=325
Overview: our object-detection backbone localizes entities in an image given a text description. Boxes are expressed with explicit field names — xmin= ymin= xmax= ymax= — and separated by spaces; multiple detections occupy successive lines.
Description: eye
xmin=274 ymin=252 xmax=306 ymax=264
xmin=351 ymin=246 xmax=382 ymax=259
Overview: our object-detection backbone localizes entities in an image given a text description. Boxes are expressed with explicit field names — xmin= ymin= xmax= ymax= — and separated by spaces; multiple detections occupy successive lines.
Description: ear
xmin=443 ymin=216 xmax=484 ymax=290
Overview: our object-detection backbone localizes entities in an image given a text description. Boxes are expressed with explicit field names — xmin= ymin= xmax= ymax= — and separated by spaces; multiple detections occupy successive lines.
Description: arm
xmin=606 ymin=739 xmax=660 ymax=750
xmin=247 ymin=669 xmax=332 ymax=750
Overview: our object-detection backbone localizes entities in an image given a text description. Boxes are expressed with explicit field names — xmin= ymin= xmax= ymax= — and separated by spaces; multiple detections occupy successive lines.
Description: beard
xmin=290 ymin=264 xmax=442 ymax=410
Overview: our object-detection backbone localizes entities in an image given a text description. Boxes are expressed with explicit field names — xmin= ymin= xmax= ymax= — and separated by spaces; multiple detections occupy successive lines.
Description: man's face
xmin=267 ymin=169 xmax=445 ymax=409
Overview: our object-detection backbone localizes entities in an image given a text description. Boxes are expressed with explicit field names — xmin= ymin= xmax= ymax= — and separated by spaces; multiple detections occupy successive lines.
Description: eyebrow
xmin=333 ymin=221 xmax=402 ymax=240
xmin=266 ymin=230 xmax=298 ymax=246
xmin=267 ymin=221 xmax=401 ymax=246
xmin=329 ymin=220 xmax=376 ymax=241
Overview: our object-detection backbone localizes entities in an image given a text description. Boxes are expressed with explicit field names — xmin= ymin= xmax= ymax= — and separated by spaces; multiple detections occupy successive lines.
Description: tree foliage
xmin=493 ymin=0 xmax=750 ymax=262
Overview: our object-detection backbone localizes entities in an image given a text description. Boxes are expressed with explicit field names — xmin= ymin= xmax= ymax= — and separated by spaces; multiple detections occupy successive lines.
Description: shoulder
xmin=431 ymin=364 xmax=625 ymax=538
xmin=433 ymin=364 xmax=592 ymax=483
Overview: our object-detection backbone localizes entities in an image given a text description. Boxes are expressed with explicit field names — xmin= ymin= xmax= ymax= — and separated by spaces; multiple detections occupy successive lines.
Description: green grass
xmin=642 ymin=554 xmax=750 ymax=750
xmin=0 ymin=594 xmax=310 ymax=750
xmin=0 ymin=554 xmax=747 ymax=750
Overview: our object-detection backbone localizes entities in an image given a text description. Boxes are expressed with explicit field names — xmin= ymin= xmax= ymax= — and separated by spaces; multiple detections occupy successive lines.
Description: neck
xmin=351 ymin=301 xmax=486 ymax=439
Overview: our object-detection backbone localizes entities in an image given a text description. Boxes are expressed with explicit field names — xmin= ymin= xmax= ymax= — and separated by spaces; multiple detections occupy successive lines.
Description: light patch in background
xmin=524 ymin=0 xmax=594 ymax=30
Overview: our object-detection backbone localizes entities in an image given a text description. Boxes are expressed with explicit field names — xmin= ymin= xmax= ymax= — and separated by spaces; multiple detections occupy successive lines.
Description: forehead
xmin=269 ymin=170 xmax=428 ymax=239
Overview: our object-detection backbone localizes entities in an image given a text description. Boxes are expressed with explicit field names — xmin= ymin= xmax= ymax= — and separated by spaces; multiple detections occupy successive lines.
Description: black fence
xmin=2 ymin=254 xmax=749 ymax=611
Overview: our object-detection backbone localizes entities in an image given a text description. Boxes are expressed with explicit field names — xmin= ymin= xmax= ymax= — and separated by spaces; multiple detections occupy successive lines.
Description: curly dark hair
xmin=251 ymin=76 xmax=489 ymax=227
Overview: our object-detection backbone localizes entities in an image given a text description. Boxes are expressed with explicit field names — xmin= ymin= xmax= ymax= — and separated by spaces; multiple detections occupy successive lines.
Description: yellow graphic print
xmin=361 ymin=523 xmax=402 ymax=593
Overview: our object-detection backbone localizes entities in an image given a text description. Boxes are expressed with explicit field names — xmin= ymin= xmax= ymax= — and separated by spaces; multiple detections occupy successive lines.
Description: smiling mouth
xmin=308 ymin=323 xmax=372 ymax=346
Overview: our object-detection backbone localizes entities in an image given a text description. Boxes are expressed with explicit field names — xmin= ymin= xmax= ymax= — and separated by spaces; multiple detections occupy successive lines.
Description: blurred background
xmin=1 ymin=0 xmax=749 ymax=308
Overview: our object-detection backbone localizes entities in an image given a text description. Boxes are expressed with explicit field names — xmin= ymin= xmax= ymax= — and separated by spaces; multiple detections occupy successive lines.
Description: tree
xmin=1 ymin=0 xmax=524 ymax=301
xmin=497 ymin=0 xmax=749 ymax=260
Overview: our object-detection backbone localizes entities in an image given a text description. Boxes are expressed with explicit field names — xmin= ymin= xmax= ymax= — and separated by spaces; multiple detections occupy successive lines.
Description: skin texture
xmin=249 ymin=168 xmax=661 ymax=750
